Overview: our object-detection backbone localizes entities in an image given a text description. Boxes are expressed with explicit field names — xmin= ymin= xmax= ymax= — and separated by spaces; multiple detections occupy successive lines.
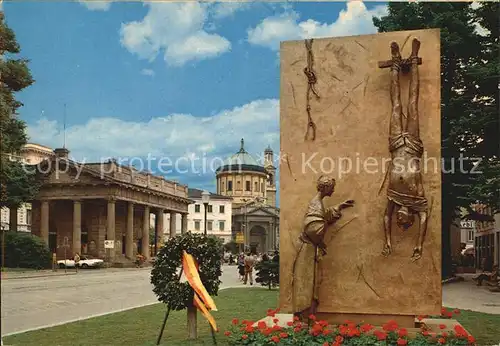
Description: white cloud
xmin=120 ymin=2 xmax=231 ymax=66
xmin=78 ymin=1 xmax=112 ymax=11
xmin=210 ymin=2 xmax=251 ymax=20
xmin=247 ymin=1 xmax=388 ymax=50
xmin=141 ymin=68 xmax=155 ymax=77
xmin=27 ymin=99 xmax=280 ymax=176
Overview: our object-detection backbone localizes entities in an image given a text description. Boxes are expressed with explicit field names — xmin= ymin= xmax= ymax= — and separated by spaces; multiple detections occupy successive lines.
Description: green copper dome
xmin=216 ymin=138 xmax=266 ymax=174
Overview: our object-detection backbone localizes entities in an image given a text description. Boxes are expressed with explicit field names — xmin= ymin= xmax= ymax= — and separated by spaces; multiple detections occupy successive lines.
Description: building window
xmin=227 ymin=181 xmax=233 ymax=191
xmin=26 ymin=209 xmax=32 ymax=225
xmin=207 ymin=221 xmax=213 ymax=231
xmin=219 ymin=221 xmax=225 ymax=231
xmin=261 ymin=182 xmax=264 ymax=192
xmin=221 ymin=182 xmax=225 ymax=192
xmin=195 ymin=204 xmax=201 ymax=213
xmin=219 ymin=205 xmax=225 ymax=214
xmin=254 ymin=181 xmax=258 ymax=192
xmin=467 ymin=230 xmax=474 ymax=242
xmin=245 ymin=181 xmax=251 ymax=191
xmin=207 ymin=205 xmax=213 ymax=213
xmin=194 ymin=221 xmax=200 ymax=230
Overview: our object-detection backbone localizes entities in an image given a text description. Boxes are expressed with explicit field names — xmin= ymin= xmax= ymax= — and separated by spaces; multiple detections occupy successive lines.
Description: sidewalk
xmin=1 ymin=267 xmax=151 ymax=280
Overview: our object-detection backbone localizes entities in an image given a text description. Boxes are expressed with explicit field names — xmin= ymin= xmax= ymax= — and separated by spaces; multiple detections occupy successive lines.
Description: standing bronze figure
xmin=291 ymin=176 xmax=354 ymax=318
xmin=380 ymin=38 xmax=429 ymax=262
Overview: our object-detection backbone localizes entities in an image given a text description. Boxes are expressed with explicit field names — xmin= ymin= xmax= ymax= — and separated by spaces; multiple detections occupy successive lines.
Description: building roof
xmin=216 ymin=138 xmax=267 ymax=174
xmin=188 ymin=188 xmax=232 ymax=200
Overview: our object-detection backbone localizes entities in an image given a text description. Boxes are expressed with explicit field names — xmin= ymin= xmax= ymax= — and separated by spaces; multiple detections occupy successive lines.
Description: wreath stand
xmin=155 ymin=267 xmax=218 ymax=345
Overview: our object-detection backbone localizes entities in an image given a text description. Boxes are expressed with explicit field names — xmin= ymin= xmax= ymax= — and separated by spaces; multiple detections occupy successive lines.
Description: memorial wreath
xmin=150 ymin=232 xmax=223 ymax=311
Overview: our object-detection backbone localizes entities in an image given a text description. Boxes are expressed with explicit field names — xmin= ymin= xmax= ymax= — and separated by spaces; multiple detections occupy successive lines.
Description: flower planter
xmin=224 ymin=308 xmax=476 ymax=345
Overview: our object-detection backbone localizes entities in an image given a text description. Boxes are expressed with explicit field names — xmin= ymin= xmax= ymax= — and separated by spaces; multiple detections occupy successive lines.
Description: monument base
xmin=254 ymin=314 xmax=471 ymax=339
xmin=315 ymin=313 xmax=416 ymax=329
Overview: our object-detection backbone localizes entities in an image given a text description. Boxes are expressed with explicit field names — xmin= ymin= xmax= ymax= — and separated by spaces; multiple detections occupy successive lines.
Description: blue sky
xmin=3 ymin=1 xmax=388 ymax=203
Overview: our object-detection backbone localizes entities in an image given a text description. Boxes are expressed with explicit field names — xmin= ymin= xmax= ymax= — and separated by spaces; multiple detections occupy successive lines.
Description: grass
xmin=4 ymin=287 xmax=278 ymax=346
xmin=4 ymin=288 xmax=500 ymax=346
xmin=448 ymin=308 xmax=500 ymax=345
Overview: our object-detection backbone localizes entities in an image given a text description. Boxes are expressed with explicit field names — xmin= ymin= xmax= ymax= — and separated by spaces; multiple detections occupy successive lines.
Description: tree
xmin=373 ymin=2 xmax=499 ymax=278
xmin=255 ymin=257 xmax=279 ymax=290
xmin=0 ymin=12 xmax=39 ymax=219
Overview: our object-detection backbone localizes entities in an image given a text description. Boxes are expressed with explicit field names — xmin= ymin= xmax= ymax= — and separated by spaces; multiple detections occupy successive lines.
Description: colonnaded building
xmin=5 ymin=143 xmax=192 ymax=265
xmin=216 ymin=139 xmax=280 ymax=253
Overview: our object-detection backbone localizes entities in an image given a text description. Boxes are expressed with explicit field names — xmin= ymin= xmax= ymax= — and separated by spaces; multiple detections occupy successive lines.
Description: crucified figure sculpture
xmin=380 ymin=38 xmax=429 ymax=262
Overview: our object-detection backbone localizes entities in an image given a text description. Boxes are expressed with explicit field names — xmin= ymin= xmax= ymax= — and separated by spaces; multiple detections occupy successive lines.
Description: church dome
xmin=216 ymin=138 xmax=267 ymax=174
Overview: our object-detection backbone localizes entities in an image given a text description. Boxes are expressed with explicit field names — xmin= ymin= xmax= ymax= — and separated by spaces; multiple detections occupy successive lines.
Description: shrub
xmin=0 ymin=231 xmax=51 ymax=269
xmin=224 ymin=308 xmax=476 ymax=346
xmin=150 ymin=232 xmax=223 ymax=310
xmin=255 ymin=259 xmax=279 ymax=290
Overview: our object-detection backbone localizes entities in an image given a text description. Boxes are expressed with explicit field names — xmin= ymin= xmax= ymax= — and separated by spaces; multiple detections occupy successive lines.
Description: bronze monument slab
xmin=279 ymin=29 xmax=441 ymax=323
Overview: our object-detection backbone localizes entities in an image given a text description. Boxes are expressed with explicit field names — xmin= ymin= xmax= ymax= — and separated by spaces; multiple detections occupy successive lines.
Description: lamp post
xmin=201 ymin=190 xmax=210 ymax=237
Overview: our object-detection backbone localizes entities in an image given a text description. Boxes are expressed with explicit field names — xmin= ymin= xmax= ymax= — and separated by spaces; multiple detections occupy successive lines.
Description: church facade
xmin=216 ymin=139 xmax=279 ymax=253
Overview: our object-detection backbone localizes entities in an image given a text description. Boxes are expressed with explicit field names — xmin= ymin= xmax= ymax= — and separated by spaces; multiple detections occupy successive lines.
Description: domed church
xmin=216 ymin=139 xmax=279 ymax=253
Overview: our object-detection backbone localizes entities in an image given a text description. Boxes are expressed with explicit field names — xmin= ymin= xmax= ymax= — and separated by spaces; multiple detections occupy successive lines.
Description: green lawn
xmin=4 ymin=288 xmax=500 ymax=346
xmin=4 ymin=287 xmax=278 ymax=346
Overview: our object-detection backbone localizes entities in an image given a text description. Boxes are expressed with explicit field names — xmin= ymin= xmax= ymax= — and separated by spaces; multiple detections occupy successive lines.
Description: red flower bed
xmin=223 ymin=308 xmax=476 ymax=345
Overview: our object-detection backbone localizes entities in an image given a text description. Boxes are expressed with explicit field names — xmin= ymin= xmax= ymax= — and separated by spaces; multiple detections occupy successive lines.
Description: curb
xmin=1 ymin=267 xmax=152 ymax=280
xmin=1 ymin=272 xmax=78 ymax=280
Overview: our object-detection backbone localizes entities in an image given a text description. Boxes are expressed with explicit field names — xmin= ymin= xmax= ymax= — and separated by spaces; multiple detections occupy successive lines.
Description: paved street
xmin=1 ymin=265 xmax=242 ymax=336
xmin=2 ymin=267 xmax=500 ymax=337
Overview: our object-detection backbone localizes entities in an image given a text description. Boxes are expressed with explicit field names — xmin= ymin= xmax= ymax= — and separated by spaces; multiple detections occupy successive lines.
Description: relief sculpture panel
xmin=279 ymin=29 xmax=442 ymax=317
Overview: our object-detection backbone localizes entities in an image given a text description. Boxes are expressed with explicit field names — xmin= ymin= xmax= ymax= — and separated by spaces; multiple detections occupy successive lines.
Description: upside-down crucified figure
xmin=381 ymin=38 xmax=429 ymax=262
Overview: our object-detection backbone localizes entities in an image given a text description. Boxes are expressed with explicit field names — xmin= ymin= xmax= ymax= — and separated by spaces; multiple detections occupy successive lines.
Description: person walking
xmin=243 ymin=251 xmax=256 ymax=285
xmin=74 ymin=253 xmax=81 ymax=273
xmin=237 ymin=253 xmax=245 ymax=281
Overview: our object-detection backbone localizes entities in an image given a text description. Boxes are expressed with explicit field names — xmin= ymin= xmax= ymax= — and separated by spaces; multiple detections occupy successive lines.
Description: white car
xmin=57 ymin=256 xmax=104 ymax=269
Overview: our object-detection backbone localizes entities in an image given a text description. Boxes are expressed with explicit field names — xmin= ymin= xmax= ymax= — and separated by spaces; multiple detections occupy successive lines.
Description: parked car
xmin=57 ymin=256 xmax=104 ymax=269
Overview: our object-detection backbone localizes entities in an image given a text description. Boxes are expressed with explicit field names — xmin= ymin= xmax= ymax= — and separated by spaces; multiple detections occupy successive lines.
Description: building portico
xmin=31 ymin=150 xmax=192 ymax=263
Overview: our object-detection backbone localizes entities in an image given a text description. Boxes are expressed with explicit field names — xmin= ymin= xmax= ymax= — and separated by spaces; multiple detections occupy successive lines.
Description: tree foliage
xmin=0 ymin=231 xmax=51 ymax=269
xmin=255 ymin=257 xmax=279 ymax=290
xmin=150 ymin=232 xmax=223 ymax=311
xmin=373 ymin=2 xmax=499 ymax=278
xmin=0 ymin=12 xmax=39 ymax=209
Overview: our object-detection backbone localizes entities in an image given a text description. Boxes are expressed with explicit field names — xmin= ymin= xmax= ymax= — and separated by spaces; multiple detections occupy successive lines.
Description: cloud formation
xmin=120 ymin=2 xmax=232 ymax=67
xmin=78 ymin=0 xmax=111 ymax=11
xmin=140 ymin=68 xmax=155 ymax=77
xmin=27 ymin=99 xmax=280 ymax=190
xmin=247 ymin=1 xmax=388 ymax=50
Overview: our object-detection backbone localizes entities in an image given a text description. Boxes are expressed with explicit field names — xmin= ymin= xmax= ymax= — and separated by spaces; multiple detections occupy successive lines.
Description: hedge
xmin=0 ymin=231 xmax=51 ymax=269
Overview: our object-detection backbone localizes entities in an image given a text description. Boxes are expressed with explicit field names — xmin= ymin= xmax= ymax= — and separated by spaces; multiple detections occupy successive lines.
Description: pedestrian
xmin=244 ymin=251 xmax=256 ymax=285
xmin=237 ymin=253 xmax=245 ymax=281
xmin=74 ymin=252 xmax=80 ymax=273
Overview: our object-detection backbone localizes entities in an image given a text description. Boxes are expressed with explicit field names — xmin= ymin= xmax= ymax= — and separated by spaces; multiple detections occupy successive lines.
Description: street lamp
xmin=201 ymin=190 xmax=210 ymax=236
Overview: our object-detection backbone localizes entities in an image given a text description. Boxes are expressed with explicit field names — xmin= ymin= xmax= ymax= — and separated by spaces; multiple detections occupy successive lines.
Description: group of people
xmin=473 ymin=255 xmax=499 ymax=287
xmin=235 ymin=250 xmax=279 ymax=285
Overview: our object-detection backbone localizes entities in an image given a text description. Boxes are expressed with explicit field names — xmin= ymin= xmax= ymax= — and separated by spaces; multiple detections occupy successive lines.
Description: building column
xmin=169 ymin=211 xmax=176 ymax=238
xmin=40 ymin=200 xmax=49 ymax=245
xmin=126 ymin=202 xmax=134 ymax=259
xmin=9 ymin=207 xmax=18 ymax=232
xmin=73 ymin=200 xmax=82 ymax=255
xmin=494 ymin=231 xmax=499 ymax=267
xmin=269 ymin=222 xmax=274 ymax=250
xmin=142 ymin=206 xmax=150 ymax=260
xmin=156 ymin=209 xmax=164 ymax=249
xmin=244 ymin=222 xmax=250 ymax=248
xmin=107 ymin=199 xmax=116 ymax=261
xmin=181 ymin=213 xmax=188 ymax=235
